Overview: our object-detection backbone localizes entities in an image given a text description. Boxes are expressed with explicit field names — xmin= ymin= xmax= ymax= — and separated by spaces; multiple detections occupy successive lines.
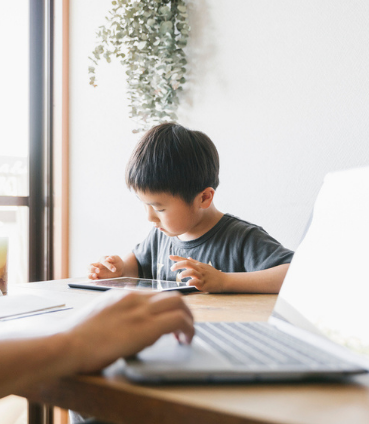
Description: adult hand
xmin=66 ymin=290 xmax=194 ymax=374
xmin=170 ymin=255 xmax=225 ymax=293
xmin=88 ymin=255 xmax=124 ymax=280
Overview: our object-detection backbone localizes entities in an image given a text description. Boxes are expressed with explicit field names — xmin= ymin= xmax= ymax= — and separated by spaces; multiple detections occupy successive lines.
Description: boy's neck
xmin=177 ymin=205 xmax=224 ymax=241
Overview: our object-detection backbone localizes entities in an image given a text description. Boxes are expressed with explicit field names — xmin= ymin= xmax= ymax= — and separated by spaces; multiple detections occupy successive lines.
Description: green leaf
xmin=89 ymin=0 xmax=188 ymax=127
xmin=159 ymin=21 xmax=173 ymax=34
xmin=159 ymin=6 xmax=170 ymax=15
xmin=137 ymin=41 xmax=147 ymax=49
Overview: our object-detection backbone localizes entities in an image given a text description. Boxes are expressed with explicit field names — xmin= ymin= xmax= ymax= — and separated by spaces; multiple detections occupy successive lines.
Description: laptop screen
xmin=274 ymin=167 xmax=369 ymax=358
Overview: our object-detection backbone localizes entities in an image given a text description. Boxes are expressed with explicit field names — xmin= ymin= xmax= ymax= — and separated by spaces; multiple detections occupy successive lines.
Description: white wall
xmin=70 ymin=0 xmax=369 ymax=277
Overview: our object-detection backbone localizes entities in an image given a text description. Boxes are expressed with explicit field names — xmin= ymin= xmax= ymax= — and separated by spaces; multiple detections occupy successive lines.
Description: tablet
xmin=68 ymin=277 xmax=199 ymax=294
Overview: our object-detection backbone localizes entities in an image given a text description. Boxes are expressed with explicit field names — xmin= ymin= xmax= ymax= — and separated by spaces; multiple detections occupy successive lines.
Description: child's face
xmin=136 ymin=190 xmax=200 ymax=239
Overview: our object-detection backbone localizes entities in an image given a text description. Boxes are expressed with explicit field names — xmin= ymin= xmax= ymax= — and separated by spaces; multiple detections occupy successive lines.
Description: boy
xmin=88 ymin=123 xmax=293 ymax=293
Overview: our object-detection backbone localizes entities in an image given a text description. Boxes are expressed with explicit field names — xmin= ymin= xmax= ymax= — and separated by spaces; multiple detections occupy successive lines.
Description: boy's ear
xmin=199 ymin=187 xmax=215 ymax=209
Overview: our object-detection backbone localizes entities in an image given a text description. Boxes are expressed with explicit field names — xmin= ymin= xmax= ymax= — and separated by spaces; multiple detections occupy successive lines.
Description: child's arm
xmin=170 ymin=255 xmax=289 ymax=294
xmin=88 ymin=252 xmax=139 ymax=280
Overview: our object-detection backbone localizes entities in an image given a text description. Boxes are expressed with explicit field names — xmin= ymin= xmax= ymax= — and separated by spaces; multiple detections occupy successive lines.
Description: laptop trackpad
xmin=132 ymin=333 xmax=232 ymax=370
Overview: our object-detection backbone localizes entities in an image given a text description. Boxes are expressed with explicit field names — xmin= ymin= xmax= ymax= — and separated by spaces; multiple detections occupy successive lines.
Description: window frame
xmin=0 ymin=0 xmax=59 ymax=283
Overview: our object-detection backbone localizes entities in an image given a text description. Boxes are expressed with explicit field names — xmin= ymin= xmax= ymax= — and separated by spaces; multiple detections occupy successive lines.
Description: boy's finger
xmin=169 ymin=255 xmax=198 ymax=263
xmin=171 ymin=260 xmax=198 ymax=272
xmin=101 ymin=260 xmax=116 ymax=272
xmin=87 ymin=265 xmax=100 ymax=274
xmin=88 ymin=262 xmax=100 ymax=271
xmin=186 ymin=277 xmax=203 ymax=288
xmin=87 ymin=267 xmax=100 ymax=276
xmin=107 ymin=255 xmax=121 ymax=263
xmin=179 ymin=269 xmax=201 ymax=280
xmin=169 ymin=255 xmax=187 ymax=262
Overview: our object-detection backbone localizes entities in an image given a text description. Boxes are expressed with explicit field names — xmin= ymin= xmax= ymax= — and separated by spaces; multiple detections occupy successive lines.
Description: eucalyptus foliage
xmin=89 ymin=0 xmax=190 ymax=132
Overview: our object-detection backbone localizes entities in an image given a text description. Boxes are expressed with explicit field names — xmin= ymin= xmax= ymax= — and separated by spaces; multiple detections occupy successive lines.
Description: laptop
xmin=123 ymin=166 xmax=369 ymax=383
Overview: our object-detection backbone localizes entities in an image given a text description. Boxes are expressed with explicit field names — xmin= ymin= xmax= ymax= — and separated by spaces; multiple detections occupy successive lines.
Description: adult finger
xmin=152 ymin=309 xmax=195 ymax=344
xmin=111 ymin=290 xmax=156 ymax=311
xmin=148 ymin=292 xmax=193 ymax=321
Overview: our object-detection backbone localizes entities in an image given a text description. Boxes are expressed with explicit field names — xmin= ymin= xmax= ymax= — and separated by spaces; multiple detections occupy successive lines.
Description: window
xmin=0 ymin=0 xmax=54 ymax=285
xmin=0 ymin=2 xmax=30 ymax=285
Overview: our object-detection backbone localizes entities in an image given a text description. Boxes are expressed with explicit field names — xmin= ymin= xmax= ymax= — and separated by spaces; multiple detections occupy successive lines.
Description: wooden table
xmin=4 ymin=280 xmax=369 ymax=424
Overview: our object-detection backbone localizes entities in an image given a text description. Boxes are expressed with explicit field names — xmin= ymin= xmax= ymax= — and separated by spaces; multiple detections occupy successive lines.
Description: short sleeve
xmin=241 ymin=226 xmax=294 ymax=272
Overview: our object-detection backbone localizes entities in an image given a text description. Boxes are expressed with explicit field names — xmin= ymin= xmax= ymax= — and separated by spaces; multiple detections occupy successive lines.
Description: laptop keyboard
xmin=195 ymin=322 xmax=348 ymax=368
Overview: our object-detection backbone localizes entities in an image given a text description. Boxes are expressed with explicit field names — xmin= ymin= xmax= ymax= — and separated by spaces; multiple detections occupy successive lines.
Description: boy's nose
xmin=146 ymin=206 xmax=159 ymax=223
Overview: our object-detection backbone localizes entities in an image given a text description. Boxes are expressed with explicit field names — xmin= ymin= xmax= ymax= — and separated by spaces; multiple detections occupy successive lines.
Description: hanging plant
xmin=89 ymin=0 xmax=190 ymax=133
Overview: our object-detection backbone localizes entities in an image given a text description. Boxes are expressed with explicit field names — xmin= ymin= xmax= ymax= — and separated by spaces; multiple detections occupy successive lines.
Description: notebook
xmin=123 ymin=166 xmax=369 ymax=383
xmin=0 ymin=294 xmax=66 ymax=320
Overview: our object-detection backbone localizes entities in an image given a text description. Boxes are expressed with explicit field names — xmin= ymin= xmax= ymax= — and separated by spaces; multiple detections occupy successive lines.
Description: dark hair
xmin=125 ymin=123 xmax=220 ymax=204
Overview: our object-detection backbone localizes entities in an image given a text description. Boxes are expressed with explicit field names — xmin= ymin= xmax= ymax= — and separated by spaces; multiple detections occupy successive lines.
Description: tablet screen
xmin=68 ymin=277 xmax=198 ymax=293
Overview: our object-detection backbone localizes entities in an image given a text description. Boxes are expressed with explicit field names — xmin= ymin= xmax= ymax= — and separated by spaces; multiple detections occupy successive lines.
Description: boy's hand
xmin=88 ymin=255 xmax=124 ymax=280
xmin=170 ymin=255 xmax=225 ymax=293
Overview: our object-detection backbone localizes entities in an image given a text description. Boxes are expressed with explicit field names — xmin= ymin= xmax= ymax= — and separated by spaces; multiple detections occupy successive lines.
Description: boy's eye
xmin=155 ymin=209 xmax=165 ymax=213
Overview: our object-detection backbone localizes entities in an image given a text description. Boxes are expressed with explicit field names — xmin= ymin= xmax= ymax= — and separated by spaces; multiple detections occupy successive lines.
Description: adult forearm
xmin=222 ymin=264 xmax=290 ymax=294
xmin=0 ymin=333 xmax=75 ymax=398
xmin=0 ymin=290 xmax=195 ymax=398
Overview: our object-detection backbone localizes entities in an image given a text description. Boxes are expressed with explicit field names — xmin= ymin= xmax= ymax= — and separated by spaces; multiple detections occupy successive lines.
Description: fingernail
xmin=95 ymin=268 xmax=99 ymax=274
xmin=178 ymin=333 xmax=189 ymax=345
xmin=112 ymin=267 xmax=116 ymax=272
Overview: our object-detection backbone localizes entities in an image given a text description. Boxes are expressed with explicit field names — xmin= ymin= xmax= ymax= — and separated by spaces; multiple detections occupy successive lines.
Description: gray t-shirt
xmin=133 ymin=214 xmax=294 ymax=281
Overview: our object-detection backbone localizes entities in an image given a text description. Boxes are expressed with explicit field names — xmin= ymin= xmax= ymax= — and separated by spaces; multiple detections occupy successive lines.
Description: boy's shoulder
xmin=191 ymin=213 xmax=269 ymax=246
xmin=214 ymin=214 xmax=283 ymax=246
xmin=220 ymin=213 xmax=265 ymax=233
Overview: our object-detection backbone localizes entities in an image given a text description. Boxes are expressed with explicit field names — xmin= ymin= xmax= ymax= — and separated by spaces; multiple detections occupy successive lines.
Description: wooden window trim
xmin=53 ymin=0 xmax=69 ymax=280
